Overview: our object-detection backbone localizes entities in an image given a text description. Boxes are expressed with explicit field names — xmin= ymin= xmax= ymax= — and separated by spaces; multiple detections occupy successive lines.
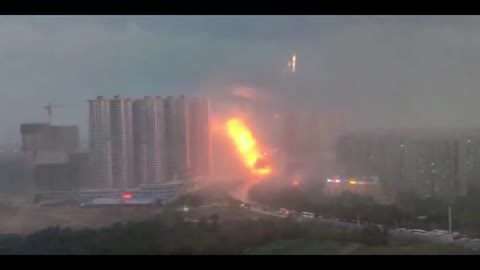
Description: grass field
xmin=244 ymin=239 xmax=479 ymax=255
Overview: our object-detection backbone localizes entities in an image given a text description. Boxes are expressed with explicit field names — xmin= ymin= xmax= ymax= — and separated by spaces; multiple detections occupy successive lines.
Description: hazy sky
xmin=2 ymin=15 xmax=480 ymax=142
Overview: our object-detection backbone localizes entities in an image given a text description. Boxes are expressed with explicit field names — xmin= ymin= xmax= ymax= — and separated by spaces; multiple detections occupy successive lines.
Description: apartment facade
xmin=88 ymin=96 xmax=113 ymax=189
xmin=88 ymin=95 xmax=210 ymax=190
xmin=110 ymin=96 xmax=130 ymax=190
xmin=164 ymin=95 xmax=190 ymax=181
xmin=336 ymin=131 xmax=473 ymax=201
xmin=188 ymin=97 xmax=212 ymax=178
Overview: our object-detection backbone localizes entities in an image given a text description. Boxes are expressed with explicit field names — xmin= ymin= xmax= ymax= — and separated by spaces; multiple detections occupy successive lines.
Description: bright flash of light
xmin=225 ymin=118 xmax=272 ymax=176
xmin=288 ymin=53 xmax=296 ymax=73
xmin=291 ymin=53 xmax=296 ymax=73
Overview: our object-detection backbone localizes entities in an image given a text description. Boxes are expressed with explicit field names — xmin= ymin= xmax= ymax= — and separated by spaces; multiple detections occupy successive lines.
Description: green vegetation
xmin=169 ymin=189 xmax=242 ymax=209
xmin=0 ymin=188 xmax=477 ymax=255
xmin=244 ymin=239 xmax=348 ymax=255
xmin=0 ymin=204 xmax=475 ymax=254
xmin=245 ymin=239 xmax=476 ymax=255
xmin=249 ymin=181 xmax=480 ymax=234
xmin=0 ymin=208 xmax=411 ymax=255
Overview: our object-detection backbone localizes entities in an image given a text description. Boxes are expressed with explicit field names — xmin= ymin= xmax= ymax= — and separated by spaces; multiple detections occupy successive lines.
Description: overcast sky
xmin=2 ymin=15 xmax=480 ymax=142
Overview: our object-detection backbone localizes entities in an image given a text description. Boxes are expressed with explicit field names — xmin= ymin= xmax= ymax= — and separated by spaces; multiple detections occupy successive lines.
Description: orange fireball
xmin=225 ymin=118 xmax=272 ymax=176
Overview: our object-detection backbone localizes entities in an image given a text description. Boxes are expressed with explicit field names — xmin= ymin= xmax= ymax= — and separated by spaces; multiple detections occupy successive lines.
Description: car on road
xmin=278 ymin=208 xmax=290 ymax=215
xmin=290 ymin=210 xmax=300 ymax=216
xmin=302 ymin=212 xmax=314 ymax=219
xmin=410 ymin=229 xmax=428 ymax=235
xmin=240 ymin=203 xmax=251 ymax=209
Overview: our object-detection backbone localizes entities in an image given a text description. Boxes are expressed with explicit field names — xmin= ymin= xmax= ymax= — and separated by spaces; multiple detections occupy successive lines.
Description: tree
xmin=360 ymin=225 xmax=388 ymax=246
xmin=210 ymin=213 xmax=220 ymax=223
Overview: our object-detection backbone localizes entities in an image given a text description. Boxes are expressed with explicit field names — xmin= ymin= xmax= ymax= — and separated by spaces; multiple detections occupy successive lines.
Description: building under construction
xmin=20 ymin=123 xmax=86 ymax=194
xmin=20 ymin=123 xmax=79 ymax=169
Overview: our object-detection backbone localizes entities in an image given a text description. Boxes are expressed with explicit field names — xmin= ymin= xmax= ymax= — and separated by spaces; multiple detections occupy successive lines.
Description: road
xmin=229 ymin=186 xmax=480 ymax=251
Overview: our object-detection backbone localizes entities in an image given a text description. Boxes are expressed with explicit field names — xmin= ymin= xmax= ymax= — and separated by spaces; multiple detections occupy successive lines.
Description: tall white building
xmin=132 ymin=97 xmax=167 ymax=186
xmin=132 ymin=99 xmax=148 ymax=187
xmin=188 ymin=97 xmax=211 ymax=178
xmin=88 ymin=96 xmax=113 ymax=189
xmin=145 ymin=96 xmax=166 ymax=185
xmin=164 ymin=95 xmax=190 ymax=181
xmin=88 ymin=94 xmax=210 ymax=189
xmin=110 ymin=96 xmax=132 ymax=191
xmin=124 ymin=98 xmax=135 ymax=188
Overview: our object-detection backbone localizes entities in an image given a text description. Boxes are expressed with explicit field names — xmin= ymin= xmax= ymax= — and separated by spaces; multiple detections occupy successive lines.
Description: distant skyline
xmin=3 ymin=15 xmax=480 ymax=142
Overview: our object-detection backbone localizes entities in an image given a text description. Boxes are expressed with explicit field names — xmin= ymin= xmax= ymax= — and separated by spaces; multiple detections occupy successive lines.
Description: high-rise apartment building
xmin=110 ymin=96 xmax=131 ymax=190
xmin=164 ymin=96 xmax=190 ymax=181
xmin=124 ymin=98 xmax=135 ymax=188
xmin=87 ymin=94 xmax=210 ymax=189
xmin=132 ymin=98 xmax=148 ymax=187
xmin=131 ymin=97 xmax=167 ymax=186
xmin=87 ymin=96 xmax=113 ymax=189
xmin=145 ymin=96 xmax=166 ymax=185
xmin=188 ymin=97 xmax=211 ymax=178
xmin=336 ymin=130 xmax=472 ymax=200
xmin=154 ymin=96 xmax=167 ymax=183
xmin=455 ymin=135 xmax=480 ymax=194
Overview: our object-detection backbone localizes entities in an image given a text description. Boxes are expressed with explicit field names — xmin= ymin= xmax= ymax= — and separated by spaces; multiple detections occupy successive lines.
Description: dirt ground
xmin=0 ymin=194 xmax=163 ymax=235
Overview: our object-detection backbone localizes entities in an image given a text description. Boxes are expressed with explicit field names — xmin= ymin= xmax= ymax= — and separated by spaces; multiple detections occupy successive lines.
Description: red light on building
xmin=292 ymin=180 xmax=299 ymax=186
xmin=122 ymin=193 xmax=133 ymax=200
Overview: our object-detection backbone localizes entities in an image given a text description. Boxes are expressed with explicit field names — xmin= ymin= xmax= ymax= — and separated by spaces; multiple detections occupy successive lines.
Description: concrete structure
xmin=86 ymin=94 xmax=209 ymax=190
xmin=110 ymin=96 xmax=131 ymax=190
xmin=145 ymin=96 xmax=166 ymax=184
xmin=125 ymin=99 xmax=135 ymax=188
xmin=33 ymin=152 xmax=90 ymax=194
xmin=336 ymin=130 xmax=473 ymax=201
xmin=132 ymin=98 xmax=148 ymax=187
xmin=404 ymin=138 xmax=458 ymax=200
xmin=35 ymin=151 xmax=70 ymax=165
xmin=34 ymin=163 xmax=72 ymax=192
xmin=34 ymin=180 xmax=191 ymax=204
xmin=188 ymin=97 xmax=211 ymax=178
xmin=21 ymin=123 xmax=50 ymax=168
xmin=88 ymin=96 xmax=112 ymax=189
xmin=69 ymin=152 xmax=90 ymax=190
xmin=81 ymin=196 xmax=162 ymax=207
xmin=164 ymin=95 xmax=190 ymax=181
xmin=132 ymin=97 xmax=166 ymax=186
xmin=455 ymin=135 xmax=480 ymax=193
xmin=20 ymin=123 xmax=79 ymax=169
xmin=324 ymin=177 xmax=383 ymax=201
xmin=174 ymin=95 xmax=191 ymax=180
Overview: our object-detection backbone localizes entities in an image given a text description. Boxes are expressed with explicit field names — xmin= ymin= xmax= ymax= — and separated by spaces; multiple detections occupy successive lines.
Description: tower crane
xmin=44 ymin=103 xmax=63 ymax=125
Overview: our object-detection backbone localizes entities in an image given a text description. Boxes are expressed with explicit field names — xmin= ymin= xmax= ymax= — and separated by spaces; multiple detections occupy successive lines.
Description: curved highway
xmin=229 ymin=184 xmax=480 ymax=252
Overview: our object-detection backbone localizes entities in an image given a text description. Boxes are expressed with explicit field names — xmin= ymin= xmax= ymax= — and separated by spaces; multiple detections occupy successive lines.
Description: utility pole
xmin=448 ymin=206 xmax=452 ymax=235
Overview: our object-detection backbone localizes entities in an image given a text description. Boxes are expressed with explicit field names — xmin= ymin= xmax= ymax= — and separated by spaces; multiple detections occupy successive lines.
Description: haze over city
xmin=3 ymin=16 xmax=480 ymax=142
xmin=2 ymin=15 xmax=480 ymax=255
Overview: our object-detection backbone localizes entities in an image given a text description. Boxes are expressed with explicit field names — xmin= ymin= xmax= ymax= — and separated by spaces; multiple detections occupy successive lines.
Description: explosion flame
xmin=225 ymin=118 xmax=272 ymax=176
